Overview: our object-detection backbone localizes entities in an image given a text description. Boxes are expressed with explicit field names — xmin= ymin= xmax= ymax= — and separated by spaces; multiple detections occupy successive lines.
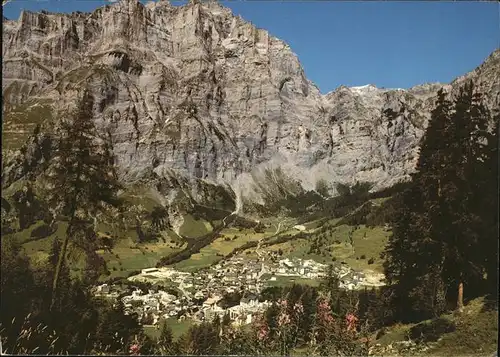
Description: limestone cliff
xmin=2 ymin=0 xmax=499 ymax=208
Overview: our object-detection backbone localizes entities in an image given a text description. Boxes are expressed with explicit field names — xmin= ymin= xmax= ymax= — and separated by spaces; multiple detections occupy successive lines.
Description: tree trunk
xmin=50 ymin=209 xmax=76 ymax=312
xmin=457 ymin=282 xmax=464 ymax=312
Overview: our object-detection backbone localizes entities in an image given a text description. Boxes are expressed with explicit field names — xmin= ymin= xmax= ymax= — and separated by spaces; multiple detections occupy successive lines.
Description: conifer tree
xmin=442 ymin=84 xmax=498 ymax=306
xmin=45 ymin=89 xmax=122 ymax=311
xmin=480 ymin=113 xmax=499 ymax=298
xmin=383 ymin=82 xmax=498 ymax=321
xmin=383 ymin=88 xmax=453 ymax=321
xmin=158 ymin=322 xmax=174 ymax=354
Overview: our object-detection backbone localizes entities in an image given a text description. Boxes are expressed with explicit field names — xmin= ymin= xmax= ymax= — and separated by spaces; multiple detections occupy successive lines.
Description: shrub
xmin=2 ymin=226 xmax=15 ymax=235
xmin=360 ymin=254 xmax=366 ymax=260
xmin=368 ymin=258 xmax=375 ymax=265
xmin=376 ymin=327 xmax=387 ymax=340
xmin=30 ymin=223 xmax=56 ymax=239
xmin=128 ymin=270 xmax=141 ymax=277
xmin=409 ymin=318 xmax=456 ymax=343
xmin=253 ymin=222 xmax=266 ymax=233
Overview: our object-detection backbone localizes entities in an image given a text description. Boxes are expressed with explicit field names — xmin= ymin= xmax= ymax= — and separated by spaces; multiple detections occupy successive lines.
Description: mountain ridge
xmin=2 ymin=0 xmax=499 ymax=212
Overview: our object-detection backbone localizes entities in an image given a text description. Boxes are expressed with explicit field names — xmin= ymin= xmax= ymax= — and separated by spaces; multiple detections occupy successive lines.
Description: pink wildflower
xmin=129 ymin=343 xmax=140 ymax=355
xmin=317 ymin=299 xmax=334 ymax=325
xmin=277 ymin=311 xmax=291 ymax=327
xmin=257 ymin=324 xmax=270 ymax=341
xmin=345 ymin=313 xmax=358 ymax=332
xmin=253 ymin=314 xmax=270 ymax=341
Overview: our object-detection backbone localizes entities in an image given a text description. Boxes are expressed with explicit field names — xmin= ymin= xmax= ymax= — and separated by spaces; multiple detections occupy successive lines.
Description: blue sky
xmin=3 ymin=0 xmax=499 ymax=93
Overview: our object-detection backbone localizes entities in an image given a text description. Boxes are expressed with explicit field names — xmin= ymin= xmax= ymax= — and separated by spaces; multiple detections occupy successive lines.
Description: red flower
xmin=253 ymin=314 xmax=270 ymax=341
xmin=129 ymin=344 xmax=140 ymax=355
xmin=317 ymin=298 xmax=334 ymax=325
xmin=345 ymin=313 xmax=358 ymax=332
xmin=257 ymin=324 xmax=269 ymax=341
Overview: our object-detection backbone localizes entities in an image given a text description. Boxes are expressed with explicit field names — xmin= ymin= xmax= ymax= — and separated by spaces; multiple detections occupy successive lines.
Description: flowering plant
xmin=128 ymin=336 xmax=141 ymax=356
xmin=345 ymin=312 xmax=359 ymax=333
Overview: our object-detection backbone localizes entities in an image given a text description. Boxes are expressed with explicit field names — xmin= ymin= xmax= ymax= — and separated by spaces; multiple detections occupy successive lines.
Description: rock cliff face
xmin=2 ymin=0 xmax=499 ymax=207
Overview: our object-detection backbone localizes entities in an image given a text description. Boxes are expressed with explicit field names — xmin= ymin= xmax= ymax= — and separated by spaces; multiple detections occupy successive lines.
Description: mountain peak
xmin=2 ymin=3 xmax=499 ymax=201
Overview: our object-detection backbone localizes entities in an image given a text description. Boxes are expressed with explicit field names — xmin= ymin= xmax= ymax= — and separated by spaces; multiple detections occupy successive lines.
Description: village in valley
xmin=93 ymin=248 xmax=386 ymax=329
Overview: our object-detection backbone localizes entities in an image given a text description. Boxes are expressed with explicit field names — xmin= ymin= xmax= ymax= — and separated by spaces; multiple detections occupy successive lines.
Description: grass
xmin=171 ymin=224 xmax=293 ymax=272
xmin=22 ymin=235 xmax=56 ymax=256
xmin=7 ymin=183 xmax=389 ymax=286
xmin=1 ymin=179 xmax=29 ymax=198
xmin=143 ymin=318 xmax=195 ymax=341
xmin=253 ymin=223 xmax=390 ymax=273
xmin=21 ymin=221 xmax=68 ymax=255
xmin=7 ymin=220 xmax=46 ymax=244
xmin=166 ymin=222 xmax=269 ymax=272
xmin=19 ymin=221 xmax=90 ymax=278
xmin=266 ymin=275 xmax=321 ymax=288
xmin=302 ymin=224 xmax=390 ymax=273
xmin=373 ymin=297 xmax=498 ymax=357
xmin=9 ymin=214 xmax=183 ymax=281
xmin=302 ymin=219 xmax=326 ymax=230
xmin=210 ymin=228 xmax=266 ymax=255
xmin=426 ymin=297 xmax=498 ymax=356
xmin=376 ymin=322 xmax=415 ymax=346
xmin=331 ymin=225 xmax=390 ymax=273
xmin=172 ymin=248 xmax=222 ymax=272
xmin=98 ymin=234 xmax=184 ymax=280
xmin=178 ymin=214 xmax=212 ymax=238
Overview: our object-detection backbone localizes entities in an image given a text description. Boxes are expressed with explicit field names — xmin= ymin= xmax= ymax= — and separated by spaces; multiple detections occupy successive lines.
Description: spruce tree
xmin=383 ymin=82 xmax=498 ymax=321
xmin=159 ymin=323 xmax=174 ymax=353
xmin=45 ymin=89 xmax=122 ymax=311
xmin=384 ymin=89 xmax=453 ymax=321
xmin=480 ymin=113 xmax=499 ymax=299
xmin=446 ymin=85 xmax=498 ymax=304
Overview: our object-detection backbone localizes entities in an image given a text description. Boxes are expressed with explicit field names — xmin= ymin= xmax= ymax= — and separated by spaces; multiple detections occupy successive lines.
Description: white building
xmin=204 ymin=305 xmax=225 ymax=321
xmin=95 ymin=284 xmax=110 ymax=294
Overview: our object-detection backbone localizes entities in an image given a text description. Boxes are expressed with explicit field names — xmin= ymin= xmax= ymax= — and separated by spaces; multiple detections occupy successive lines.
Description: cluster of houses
xmin=121 ymin=289 xmax=191 ymax=324
xmin=332 ymin=263 xmax=386 ymax=290
xmin=92 ymin=253 xmax=385 ymax=327
xmin=193 ymin=293 xmax=271 ymax=326
xmin=93 ymin=280 xmax=271 ymax=326
xmin=274 ymin=258 xmax=328 ymax=279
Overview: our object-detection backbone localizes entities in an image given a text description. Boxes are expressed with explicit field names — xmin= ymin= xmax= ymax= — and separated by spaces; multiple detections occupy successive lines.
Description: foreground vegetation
xmin=1 ymin=81 xmax=497 ymax=355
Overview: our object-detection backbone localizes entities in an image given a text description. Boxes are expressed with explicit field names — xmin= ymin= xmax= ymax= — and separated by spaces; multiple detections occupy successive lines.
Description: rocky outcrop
xmin=2 ymin=0 xmax=499 ymax=207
